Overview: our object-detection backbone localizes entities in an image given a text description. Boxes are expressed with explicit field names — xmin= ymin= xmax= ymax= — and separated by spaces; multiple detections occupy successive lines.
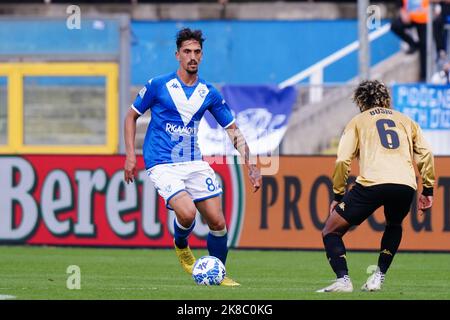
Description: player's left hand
xmin=418 ymin=194 xmax=433 ymax=216
xmin=248 ymin=164 xmax=261 ymax=193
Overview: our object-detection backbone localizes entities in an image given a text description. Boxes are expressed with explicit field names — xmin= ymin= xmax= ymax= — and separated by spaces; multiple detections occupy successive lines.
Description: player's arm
xmin=330 ymin=119 xmax=359 ymax=213
xmin=412 ymin=122 xmax=435 ymax=213
xmin=225 ymin=123 xmax=261 ymax=192
xmin=208 ymin=87 xmax=261 ymax=192
xmin=123 ymin=81 xmax=154 ymax=183
xmin=124 ymin=108 xmax=140 ymax=184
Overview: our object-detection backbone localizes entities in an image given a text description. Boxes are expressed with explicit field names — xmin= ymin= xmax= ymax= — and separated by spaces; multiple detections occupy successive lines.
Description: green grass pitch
xmin=0 ymin=246 xmax=449 ymax=300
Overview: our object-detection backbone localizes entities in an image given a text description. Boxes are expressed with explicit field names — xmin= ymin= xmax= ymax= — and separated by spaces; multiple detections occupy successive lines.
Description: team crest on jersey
xmin=198 ymin=89 xmax=207 ymax=98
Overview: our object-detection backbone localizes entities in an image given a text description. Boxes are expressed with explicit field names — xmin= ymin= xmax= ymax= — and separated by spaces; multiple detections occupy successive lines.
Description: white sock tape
xmin=175 ymin=217 xmax=194 ymax=230
xmin=209 ymin=227 xmax=227 ymax=237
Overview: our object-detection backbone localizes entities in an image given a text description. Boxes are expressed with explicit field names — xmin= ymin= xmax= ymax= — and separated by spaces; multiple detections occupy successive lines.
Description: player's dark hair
xmin=353 ymin=80 xmax=391 ymax=112
xmin=176 ymin=28 xmax=205 ymax=50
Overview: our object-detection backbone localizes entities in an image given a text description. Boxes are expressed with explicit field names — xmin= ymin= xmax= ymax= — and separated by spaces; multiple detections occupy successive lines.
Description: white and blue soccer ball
xmin=192 ymin=256 xmax=226 ymax=285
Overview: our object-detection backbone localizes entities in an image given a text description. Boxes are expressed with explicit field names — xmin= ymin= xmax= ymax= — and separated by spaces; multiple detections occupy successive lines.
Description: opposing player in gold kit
xmin=317 ymin=80 xmax=435 ymax=293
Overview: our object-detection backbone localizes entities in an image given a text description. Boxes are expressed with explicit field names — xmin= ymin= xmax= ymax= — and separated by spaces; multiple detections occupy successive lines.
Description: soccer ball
xmin=192 ymin=256 xmax=226 ymax=285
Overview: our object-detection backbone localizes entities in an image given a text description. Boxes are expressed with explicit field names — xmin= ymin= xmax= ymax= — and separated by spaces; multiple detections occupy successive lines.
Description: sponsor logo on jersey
xmin=165 ymin=123 xmax=198 ymax=136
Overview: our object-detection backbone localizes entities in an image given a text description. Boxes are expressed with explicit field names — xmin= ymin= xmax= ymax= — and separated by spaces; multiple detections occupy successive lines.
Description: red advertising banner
xmin=1 ymin=155 xmax=449 ymax=251
xmin=0 ymin=155 xmax=242 ymax=248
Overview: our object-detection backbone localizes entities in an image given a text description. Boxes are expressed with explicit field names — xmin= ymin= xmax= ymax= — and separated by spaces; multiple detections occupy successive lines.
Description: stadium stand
xmin=0 ymin=1 xmax=420 ymax=155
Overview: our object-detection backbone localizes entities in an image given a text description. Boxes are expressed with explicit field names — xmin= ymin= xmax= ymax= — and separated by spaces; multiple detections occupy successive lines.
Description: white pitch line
xmin=0 ymin=295 xmax=16 ymax=300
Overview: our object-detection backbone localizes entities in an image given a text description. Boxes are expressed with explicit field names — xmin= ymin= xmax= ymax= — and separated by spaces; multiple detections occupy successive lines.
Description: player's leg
xmin=185 ymin=161 xmax=227 ymax=262
xmin=322 ymin=211 xmax=351 ymax=279
xmin=169 ymin=191 xmax=197 ymax=248
xmin=316 ymin=210 xmax=353 ymax=292
xmin=363 ymin=184 xmax=415 ymax=291
xmin=186 ymin=161 xmax=239 ymax=286
xmin=195 ymin=196 xmax=239 ymax=287
xmin=317 ymin=183 xmax=381 ymax=292
xmin=148 ymin=164 xmax=196 ymax=249
xmin=195 ymin=196 xmax=228 ymax=264
xmin=379 ymin=185 xmax=415 ymax=273
xmin=169 ymin=191 xmax=198 ymax=274
xmin=148 ymin=164 xmax=197 ymax=274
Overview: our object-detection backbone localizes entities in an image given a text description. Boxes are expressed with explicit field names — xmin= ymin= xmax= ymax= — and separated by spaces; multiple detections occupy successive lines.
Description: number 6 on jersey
xmin=376 ymin=119 xmax=400 ymax=149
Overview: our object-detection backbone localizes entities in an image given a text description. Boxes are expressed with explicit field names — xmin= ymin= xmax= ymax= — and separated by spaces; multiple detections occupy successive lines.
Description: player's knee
xmin=321 ymin=220 xmax=337 ymax=237
xmin=321 ymin=223 xmax=335 ymax=237
xmin=176 ymin=206 xmax=197 ymax=226
xmin=322 ymin=223 xmax=345 ymax=238
xmin=209 ymin=219 xmax=226 ymax=231
xmin=322 ymin=228 xmax=334 ymax=238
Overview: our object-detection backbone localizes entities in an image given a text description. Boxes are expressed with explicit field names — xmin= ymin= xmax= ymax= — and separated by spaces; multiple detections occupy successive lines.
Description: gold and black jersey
xmin=333 ymin=107 xmax=435 ymax=198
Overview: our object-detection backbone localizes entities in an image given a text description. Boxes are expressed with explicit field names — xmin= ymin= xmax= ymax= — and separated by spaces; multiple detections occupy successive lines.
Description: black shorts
xmin=335 ymin=183 xmax=415 ymax=226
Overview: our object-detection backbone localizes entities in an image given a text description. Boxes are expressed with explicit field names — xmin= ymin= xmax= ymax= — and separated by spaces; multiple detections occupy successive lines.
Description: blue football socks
xmin=173 ymin=218 xmax=195 ymax=249
xmin=207 ymin=228 xmax=228 ymax=265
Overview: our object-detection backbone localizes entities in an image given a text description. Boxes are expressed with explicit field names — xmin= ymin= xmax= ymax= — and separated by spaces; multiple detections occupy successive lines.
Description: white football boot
xmin=361 ymin=271 xmax=385 ymax=291
xmin=316 ymin=275 xmax=353 ymax=293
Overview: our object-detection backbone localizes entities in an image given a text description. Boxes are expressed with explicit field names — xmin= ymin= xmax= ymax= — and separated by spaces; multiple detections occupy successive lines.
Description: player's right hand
xmin=418 ymin=194 xmax=433 ymax=215
xmin=124 ymin=156 xmax=137 ymax=184
xmin=329 ymin=200 xmax=339 ymax=215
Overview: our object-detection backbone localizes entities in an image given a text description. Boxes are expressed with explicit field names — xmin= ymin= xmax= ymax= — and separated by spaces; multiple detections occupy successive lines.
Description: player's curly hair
xmin=352 ymin=80 xmax=391 ymax=112
xmin=176 ymin=28 xmax=205 ymax=50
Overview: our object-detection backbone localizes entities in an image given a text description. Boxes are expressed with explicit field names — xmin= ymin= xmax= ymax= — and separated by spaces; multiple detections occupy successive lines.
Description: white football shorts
xmin=147 ymin=160 xmax=222 ymax=209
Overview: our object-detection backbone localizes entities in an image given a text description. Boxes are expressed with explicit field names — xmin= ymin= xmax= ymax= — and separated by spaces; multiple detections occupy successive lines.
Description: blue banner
xmin=198 ymin=85 xmax=297 ymax=155
xmin=392 ymin=83 xmax=450 ymax=130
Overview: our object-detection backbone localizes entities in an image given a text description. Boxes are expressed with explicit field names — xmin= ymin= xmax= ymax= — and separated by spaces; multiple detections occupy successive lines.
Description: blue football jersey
xmin=132 ymin=72 xmax=235 ymax=169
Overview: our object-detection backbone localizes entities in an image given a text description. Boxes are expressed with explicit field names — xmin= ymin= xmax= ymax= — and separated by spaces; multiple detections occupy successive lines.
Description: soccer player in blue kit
xmin=124 ymin=28 xmax=262 ymax=286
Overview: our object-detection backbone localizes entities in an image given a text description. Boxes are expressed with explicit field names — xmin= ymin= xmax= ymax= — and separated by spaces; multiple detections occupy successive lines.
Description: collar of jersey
xmin=175 ymin=71 xmax=200 ymax=88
